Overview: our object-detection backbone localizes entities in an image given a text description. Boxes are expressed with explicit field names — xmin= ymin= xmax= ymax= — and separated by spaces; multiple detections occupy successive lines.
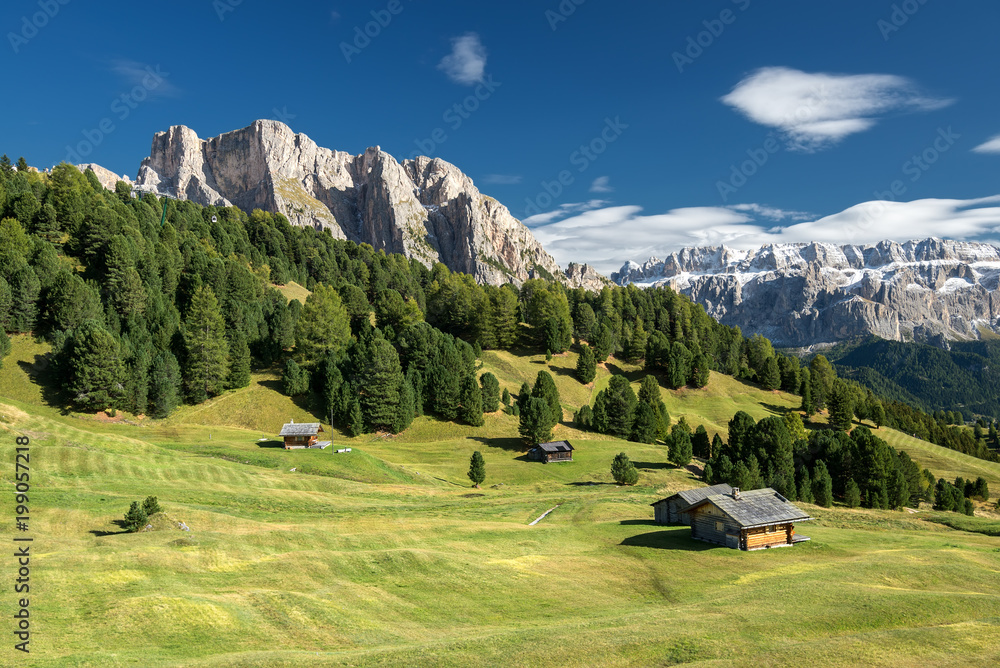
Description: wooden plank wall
xmin=744 ymin=524 xmax=792 ymax=550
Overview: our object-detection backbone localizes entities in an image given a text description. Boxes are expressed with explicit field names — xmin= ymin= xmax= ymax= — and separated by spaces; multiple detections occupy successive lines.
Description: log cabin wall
xmin=743 ymin=524 xmax=793 ymax=550
xmin=690 ymin=505 xmax=735 ymax=546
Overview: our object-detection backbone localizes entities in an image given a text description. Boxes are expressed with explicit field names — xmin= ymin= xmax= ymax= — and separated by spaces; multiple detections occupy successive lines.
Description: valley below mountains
xmin=613 ymin=238 xmax=1000 ymax=347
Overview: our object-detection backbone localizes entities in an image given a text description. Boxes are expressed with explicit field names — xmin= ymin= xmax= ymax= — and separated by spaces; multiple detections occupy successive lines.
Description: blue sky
xmin=3 ymin=0 xmax=1000 ymax=273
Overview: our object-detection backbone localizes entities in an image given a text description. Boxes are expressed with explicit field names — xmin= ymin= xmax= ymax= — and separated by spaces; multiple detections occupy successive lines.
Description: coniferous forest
xmin=0 ymin=158 xmax=995 ymax=517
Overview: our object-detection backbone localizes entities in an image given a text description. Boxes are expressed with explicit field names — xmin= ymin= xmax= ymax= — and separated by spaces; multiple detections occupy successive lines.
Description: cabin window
xmin=715 ymin=521 xmax=724 ymax=532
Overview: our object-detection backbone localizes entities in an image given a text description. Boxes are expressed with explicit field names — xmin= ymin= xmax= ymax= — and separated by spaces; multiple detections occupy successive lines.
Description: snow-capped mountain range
xmin=612 ymin=238 xmax=1000 ymax=347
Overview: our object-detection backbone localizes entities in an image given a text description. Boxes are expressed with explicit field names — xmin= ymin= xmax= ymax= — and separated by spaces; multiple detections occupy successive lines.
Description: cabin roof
xmin=651 ymin=483 xmax=734 ymax=507
xmin=279 ymin=422 xmax=323 ymax=437
xmin=682 ymin=488 xmax=812 ymax=528
xmin=537 ymin=441 xmax=574 ymax=453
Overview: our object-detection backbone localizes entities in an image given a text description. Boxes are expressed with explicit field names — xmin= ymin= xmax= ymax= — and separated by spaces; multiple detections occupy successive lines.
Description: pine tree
xmin=347 ymin=397 xmax=364 ymax=437
xmin=845 ymin=479 xmax=862 ymax=508
xmin=637 ymin=375 xmax=669 ymax=439
xmin=148 ymin=351 xmax=181 ymax=418
xmin=0 ymin=328 xmax=10 ymax=370
xmin=394 ymin=378 xmax=416 ymax=433
xmin=593 ymin=375 xmax=637 ymax=439
xmin=123 ymin=501 xmax=148 ymax=533
xmin=574 ymin=404 xmax=593 ymax=430
xmin=69 ymin=320 xmax=126 ymax=410
xmin=625 ymin=319 xmax=647 ymax=362
xmin=711 ymin=434 xmax=724 ymax=460
xmin=703 ymin=461 xmax=715 ymax=484
xmin=630 ymin=402 xmax=657 ymax=444
xmin=459 ymin=373 xmax=485 ymax=427
xmin=142 ymin=496 xmax=162 ymax=516
xmin=691 ymin=354 xmax=711 ymax=388
xmin=468 ymin=451 xmax=486 ymax=487
xmin=827 ymin=380 xmax=855 ymax=431
xmin=183 ymin=286 xmax=230 ymax=403
xmin=575 ymin=343 xmax=597 ymax=384
xmin=294 ymin=283 xmax=351 ymax=365
xmin=811 ymin=461 xmax=834 ymax=508
xmin=870 ymin=401 xmax=886 ymax=429
xmin=668 ymin=423 xmax=693 ymax=467
xmin=501 ymin=387 xmax=511 ymax=406
xmin=519 ymin=396 xmax=552 ymax=446
xmin=531 ymin=370 xmax=562 ymax=432
xmin=282 ymin=359 xmax=309 ymax=396
xmin=516 ymin=381 xmax=531 ymax=415
xmin=227 ymin=330 xmax=251 ymax=389
xmin=800 ymin=369 xmax=814 ymax=416
xmin=761 ymin=356 xmax=781 ymax=390
xmin=797 ymin=467 xmax=813 ymax=503
xmin=479 ymin=372 xmax=500 ymax=413
xmin=359 ymin=338 xmax=404 ymax=432
xmin=692 ymin=425 xmax=710 ymax=458
xmin=611 ymin=452 xmax=639 ymax=485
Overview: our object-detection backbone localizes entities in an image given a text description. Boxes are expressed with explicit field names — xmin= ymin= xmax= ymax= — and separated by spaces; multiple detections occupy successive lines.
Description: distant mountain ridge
xmin=612 ymin=238 xmax=1000 ymax=346
xmin=127 ymin=120 xmax=607 ymax=289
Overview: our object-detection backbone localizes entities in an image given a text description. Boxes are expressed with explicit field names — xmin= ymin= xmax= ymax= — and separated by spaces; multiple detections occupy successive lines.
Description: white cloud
xmin=529 ymin=197 xmax=1000 ymax=274
xmin=523 ymin=200 xmax=609 ymax=226
xmin=482 ymin=174 xmax=522 ymax=185
xmin=438 ymin=33 xmax=487 ymax=85
xmin=972 ymin=135 xmax=1000 ymax=154
xmin=721 ymin=67 xmax=951 ymax=151
xmin=727 ymin=203 xmax=812 ymax=221
xmin=110 ymin=59 xmax=179 ymax=97
xmin=589 ymin=176 xmax=613 ymax=193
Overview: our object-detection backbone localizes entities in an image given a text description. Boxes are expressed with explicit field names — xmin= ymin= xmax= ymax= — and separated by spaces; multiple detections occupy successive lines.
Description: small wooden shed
xmin=651 ymin=484 xmax=734 ymax=525
xmin=530 ymin=441 xmax=574 ymax=463
xmin=680 ymin=487 xmax=812 ymax=551
xmin=279 ymin=421 xmax=329 ymax=450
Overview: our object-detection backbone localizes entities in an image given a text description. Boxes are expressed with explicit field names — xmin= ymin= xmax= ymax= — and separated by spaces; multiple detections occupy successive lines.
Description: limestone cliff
xmin=613 ymin=239 xmax=1000 ymax=346
xmin=134 ymin=120 xmax=600 ymax=287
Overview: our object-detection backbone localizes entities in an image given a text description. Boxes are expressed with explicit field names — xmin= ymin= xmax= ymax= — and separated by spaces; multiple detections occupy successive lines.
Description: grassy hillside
xmin=2 ymin=336 xmax=1000 ymax=666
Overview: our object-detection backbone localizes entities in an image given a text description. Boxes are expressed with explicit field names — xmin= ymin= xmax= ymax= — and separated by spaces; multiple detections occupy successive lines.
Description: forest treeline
xmin=0 ymin=157 xmax=995 ymax=470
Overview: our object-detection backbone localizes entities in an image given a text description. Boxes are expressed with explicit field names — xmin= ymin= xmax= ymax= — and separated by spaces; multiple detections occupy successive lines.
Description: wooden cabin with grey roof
xmin=680 ymin=487 xmax=812 ymax=551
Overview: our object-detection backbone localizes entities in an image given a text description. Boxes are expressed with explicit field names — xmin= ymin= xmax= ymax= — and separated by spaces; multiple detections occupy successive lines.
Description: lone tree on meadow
xmin=468 ymin=451 xmax=486 ymax=488
xmin=122 ymin=502 xmax=148 ymax=533
xmin=611 ymin=452 xmax=639 ymax=486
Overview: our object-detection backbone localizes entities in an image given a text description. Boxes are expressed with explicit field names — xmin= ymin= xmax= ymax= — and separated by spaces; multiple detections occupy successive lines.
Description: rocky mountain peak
xmin=613 ymin=238 xmax=1000 ymax=346
xmin=132 ymin=120 xmax=602 ymax=288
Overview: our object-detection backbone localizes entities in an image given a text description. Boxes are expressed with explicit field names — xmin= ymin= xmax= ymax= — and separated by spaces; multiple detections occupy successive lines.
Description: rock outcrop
xmin=75 ymin=164 xmax=132 ymax=191
xmin=134 ymin=120 xmax=600 ymax=287
xmin=613 ymin=239 xmax=1000 ymax=346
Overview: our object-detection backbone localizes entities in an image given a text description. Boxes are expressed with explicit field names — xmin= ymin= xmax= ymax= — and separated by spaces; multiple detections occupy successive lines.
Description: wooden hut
xmin=278 ymin=421 xmax=330 ymax=450
xmin=651 ymin=484 xmax=734 ymax=525
xmin=530 ymin=441 xmax=574 ymax=463
xmin=679 ymin=487 xmax=812 ymax=551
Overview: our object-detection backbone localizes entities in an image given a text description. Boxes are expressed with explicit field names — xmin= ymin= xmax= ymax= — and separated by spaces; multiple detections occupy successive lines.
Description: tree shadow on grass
xmin=469 ymin=436 xmax=529 ymax=453
xmin=547 ymin=365 xmax=577 ymax=379
xmin=19 ymin=353 xmax=70 ymax=414
xmin=565 ymin=481 xmax=613 ymax=486
xmin=619 ymin=519 xmax=660 ymax=526
xmin=256 ymin=440 xmax=286 ymax=449
xmin=620 ymin=528 xmax=716 ymax=551
xmin=761 ymin=402 xmax=791 ymax=416
xmin=605 ymin=362 xmax=645 ymax=383
xmin=632 ymin=461 xmax=674 ymax=470
xmin=90 ymin=520 xmax=131 ymax=536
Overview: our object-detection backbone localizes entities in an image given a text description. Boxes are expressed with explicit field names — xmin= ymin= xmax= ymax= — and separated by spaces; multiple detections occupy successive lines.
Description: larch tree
xmin=576 ymin=343 xmax=597 ymax=384
xmin=69 ymin=320 xmax=126 ymax=410
xmin=294 ymin=283 xmax=351 ymax=366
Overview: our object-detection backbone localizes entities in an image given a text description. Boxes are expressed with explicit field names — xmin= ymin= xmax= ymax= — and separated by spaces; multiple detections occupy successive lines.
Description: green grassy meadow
xmin=1 ymin=335 xmax=999 ymax=666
